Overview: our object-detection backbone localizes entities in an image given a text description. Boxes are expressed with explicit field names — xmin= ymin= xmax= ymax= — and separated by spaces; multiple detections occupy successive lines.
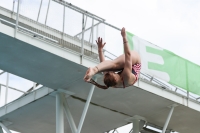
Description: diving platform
xmin=0 ymin=79 xmax=200 ymax=133
xmin=0 ymin=2 xmax=200 ymax=133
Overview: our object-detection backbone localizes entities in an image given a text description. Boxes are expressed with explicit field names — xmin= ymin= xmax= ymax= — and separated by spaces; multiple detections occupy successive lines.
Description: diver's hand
xmin=84 ymin=67 xmax=96 ymax=82
xmin=96 ymin=37 xmax=106 ymax=51
xmin=121 ymin=27 xmax=126 ymax=38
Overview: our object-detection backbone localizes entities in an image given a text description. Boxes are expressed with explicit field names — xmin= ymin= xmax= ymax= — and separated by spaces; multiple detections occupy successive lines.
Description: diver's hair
xmin=88 ymin=72 xmax=117 ymax=89
xmin=89 ymin=79 xmax=108 ymax=90
xmin=104 ymin=72 xmax=117 ymax=87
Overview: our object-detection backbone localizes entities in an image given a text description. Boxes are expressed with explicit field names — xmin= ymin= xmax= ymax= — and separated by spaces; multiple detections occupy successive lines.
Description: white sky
xmin=0 ymin=0 xmax=200 ymax=132
xmin=65 ymin=0 xmax=200 ymax=66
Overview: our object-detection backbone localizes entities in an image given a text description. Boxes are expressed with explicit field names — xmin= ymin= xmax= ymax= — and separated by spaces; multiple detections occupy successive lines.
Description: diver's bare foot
xmin=83 ymin=67 xmax=97 ymax=82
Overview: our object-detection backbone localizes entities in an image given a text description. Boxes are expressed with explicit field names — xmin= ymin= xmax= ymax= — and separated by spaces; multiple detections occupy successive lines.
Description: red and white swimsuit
xmin=122 ymin=63 xmax=141 ymax=88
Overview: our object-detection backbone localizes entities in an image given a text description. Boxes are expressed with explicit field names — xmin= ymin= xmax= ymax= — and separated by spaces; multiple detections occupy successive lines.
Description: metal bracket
xmin=167 ymin=104 xmax=178 ymax=109
xmin=126 ymin=115 xmax=147 ymax=123
xmin=50 ymin=89 xmax=75 ymax=97
xmin=150 ymin=76 xmax=154 ymax=82
xmin=126 ymin=115 xmax=147 ymax=133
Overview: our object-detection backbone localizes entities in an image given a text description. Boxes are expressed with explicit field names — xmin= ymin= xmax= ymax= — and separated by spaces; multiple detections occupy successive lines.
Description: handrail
xmin=104 ymin=49 xmax=119 ymax=58
xmin=74 ymin=22 xmax=102 ymax=37
xmin=0 ymin=18 xmax=58 ymax=43
xmin=0 ymin=83 xmax=26 ymax=94
xmin=53 ymin=0 xmax=121 ymax=31
xmin=53 ymin=0 xmax=105 ymax=21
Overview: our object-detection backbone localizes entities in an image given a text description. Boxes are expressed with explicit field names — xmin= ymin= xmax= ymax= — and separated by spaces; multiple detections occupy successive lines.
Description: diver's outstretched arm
xmin=96 ymin=37 xmax=106 ymax=63
xmin=121 ymin=27 xmax=132 ymax=74
xmin=118 ymin=27 xmax=135 ymax=84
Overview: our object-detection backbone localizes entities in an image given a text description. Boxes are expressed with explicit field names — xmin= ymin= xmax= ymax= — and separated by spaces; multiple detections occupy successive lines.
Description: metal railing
xmin=0 ymin=15 xmax=99 ymax=60
xmin=1 ymin=0 xmax=200 ymax=105
xmin=0 ymin=70 xmax=41 ymax=107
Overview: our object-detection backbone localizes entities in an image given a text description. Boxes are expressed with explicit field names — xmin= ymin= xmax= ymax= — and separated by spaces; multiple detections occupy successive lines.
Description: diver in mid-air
xmin=84 ymin=27 xmax=141 ymax=89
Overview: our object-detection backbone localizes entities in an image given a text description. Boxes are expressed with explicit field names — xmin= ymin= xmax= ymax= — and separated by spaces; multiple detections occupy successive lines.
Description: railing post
xmin=90 ymin=17 xmax=94 ymax=52
xmin=37 ymin=0 xmax=43 ymax=22
xmin=5 ymin=73 xmax=9 ymax=105
xmin=62 ymin=4 xmax=65 ymax=42
xmin=12 ymin=0 xmax=15 ymax=13
xmin=62 ymin=5 xmax=65 ymax=33
xmin=14 ymin=0 xmax=20 ymax=38
xmin=91 ymin=18 xmax=94 ymax=45
xmin=96 ymin=23 xmax=99 ymax=39
xmin=77 ymin=77 xmax=97 ymax=133
xmin=80 ymin=13 xmax=85 ymax=64
xmin=45 ymin=0 xmax=51 ymax=25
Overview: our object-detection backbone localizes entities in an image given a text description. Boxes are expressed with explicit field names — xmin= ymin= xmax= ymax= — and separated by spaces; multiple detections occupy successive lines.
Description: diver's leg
xmin=84 ymin=54 xmax=126 ymax=82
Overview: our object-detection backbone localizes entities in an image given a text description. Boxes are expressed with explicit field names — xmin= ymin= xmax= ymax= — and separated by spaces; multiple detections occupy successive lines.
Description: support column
xmin=5 ymin=73 xmax=9 ymax=105
xmin=51 ymin=89 xmax=75 ymax=133
xmin=56 ymin=93 xmax=64 ymax=133
xmin=77 ymin=77 xmax=97 ymax=133
xmin=162 ymin=104 xmax=177 ymax=133
xmin=63 ymin=98 xmax=77 ymax=133
xmin=0 ymin=122 xmax=11 ymax=133
xmin=132 ymin=120 xmax=140 ymax=133
xmin=126 ymin=115 xmax=147 ymax=133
